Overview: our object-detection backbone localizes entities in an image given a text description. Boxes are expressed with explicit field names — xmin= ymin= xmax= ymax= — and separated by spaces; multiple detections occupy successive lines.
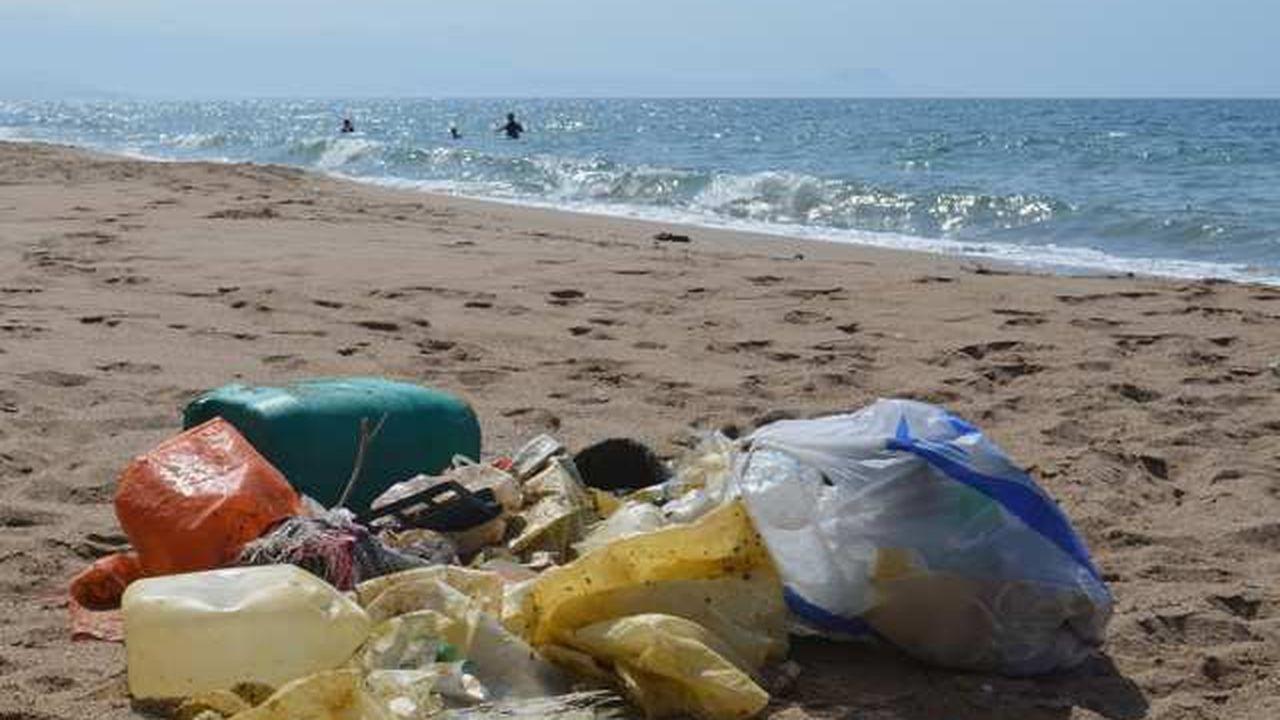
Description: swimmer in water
xmin=340 ymin=117 xmax=355 ymax=134
xmin=498 ymin=112 xmax=524 ymax=139
xmin=449 ymin=124 xmax=462 ymax=140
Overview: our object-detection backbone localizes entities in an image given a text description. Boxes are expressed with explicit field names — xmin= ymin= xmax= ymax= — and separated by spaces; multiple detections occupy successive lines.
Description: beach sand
xmin=1 ymin=140 xmax=1278 ymax=719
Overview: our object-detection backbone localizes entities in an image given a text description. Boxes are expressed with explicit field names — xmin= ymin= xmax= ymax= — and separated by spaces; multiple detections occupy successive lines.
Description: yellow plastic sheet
xmin=517 ymin=501 xmax=786 ymax=720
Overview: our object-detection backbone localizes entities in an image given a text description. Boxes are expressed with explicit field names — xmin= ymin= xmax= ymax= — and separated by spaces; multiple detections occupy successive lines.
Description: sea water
xmin=2 ymin=98 xmax=1278 ymax=283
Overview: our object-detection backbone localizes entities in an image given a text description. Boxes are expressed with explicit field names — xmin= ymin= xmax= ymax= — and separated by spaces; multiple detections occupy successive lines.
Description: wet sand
xmin=1 ymin=140 xmax=1278 ymax=720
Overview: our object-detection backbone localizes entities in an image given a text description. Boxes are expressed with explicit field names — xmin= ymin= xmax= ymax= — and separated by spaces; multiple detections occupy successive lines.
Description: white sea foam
xmin=169 ymin=132 xmax=227 ymax=149
xmin=315 ymin=136 xmax=381 ymax=169
xmin=350 ymin=174 xmax=1280 ymax=286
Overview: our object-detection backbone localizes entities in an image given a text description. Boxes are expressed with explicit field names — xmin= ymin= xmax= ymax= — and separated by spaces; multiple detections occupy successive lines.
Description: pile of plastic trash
xmin=66 ymin=377 xmax=1114 ymax=720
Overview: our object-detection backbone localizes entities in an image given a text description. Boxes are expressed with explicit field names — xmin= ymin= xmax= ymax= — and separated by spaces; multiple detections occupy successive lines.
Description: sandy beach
xmin=1 ymin=140 xmax=1278 ymax=720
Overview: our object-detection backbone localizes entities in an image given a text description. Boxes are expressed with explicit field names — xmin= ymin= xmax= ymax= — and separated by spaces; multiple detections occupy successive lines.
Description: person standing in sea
xmin=498 ymin=113 xmax=525 ymax=139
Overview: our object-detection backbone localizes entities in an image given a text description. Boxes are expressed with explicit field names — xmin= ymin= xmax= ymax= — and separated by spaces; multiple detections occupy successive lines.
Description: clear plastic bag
xmin=735 ymin=399 xmax=1112 ymax=675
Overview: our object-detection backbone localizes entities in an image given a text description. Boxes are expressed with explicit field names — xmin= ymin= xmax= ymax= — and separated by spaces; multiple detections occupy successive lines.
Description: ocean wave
xmin=371 ymin=176 xmax=1278 ymax=285
xmin=282 ymin=136 xmax=383 ymax=169
xmin=366 ymin=146 xmax=1071 ymax=241
xmin=167 ymin=132 xmax=228 ymax=149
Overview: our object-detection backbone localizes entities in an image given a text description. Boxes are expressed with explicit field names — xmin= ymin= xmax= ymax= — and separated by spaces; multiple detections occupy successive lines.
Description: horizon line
xmin=6 ymin=93 xmax=1280 ymax=102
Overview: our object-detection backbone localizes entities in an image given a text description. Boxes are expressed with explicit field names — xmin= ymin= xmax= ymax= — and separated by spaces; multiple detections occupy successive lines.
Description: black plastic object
xmin=366 ymin=480 xmax=502 ymax=533
xmin=572 ymin=438 xmax=669 ymax=492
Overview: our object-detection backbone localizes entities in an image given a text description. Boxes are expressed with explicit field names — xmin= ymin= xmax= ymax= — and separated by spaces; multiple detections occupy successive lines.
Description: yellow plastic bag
xmin=520 ymin=501 xmax=786 ymax=666
xmin=517 ymin=501 xmax=785 ymax=719
xmin=567 ymin=614 xmax=769 ymax=720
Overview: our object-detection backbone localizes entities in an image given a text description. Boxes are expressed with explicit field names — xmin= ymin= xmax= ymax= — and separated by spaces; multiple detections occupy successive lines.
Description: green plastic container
xmin=182 ymin=378 xmax=481 ymax=515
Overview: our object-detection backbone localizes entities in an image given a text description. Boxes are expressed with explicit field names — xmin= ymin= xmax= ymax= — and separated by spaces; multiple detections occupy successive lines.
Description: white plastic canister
xmin=123 ymin=565 xmax=371 ymax=698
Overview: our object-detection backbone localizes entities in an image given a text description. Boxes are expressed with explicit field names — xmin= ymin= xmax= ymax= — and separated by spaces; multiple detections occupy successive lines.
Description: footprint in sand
xmin=979 ymin=361 xmax=1045 ymax=384
xmin=354 ymin=320 xmax=400 ymax=332
xmin=502 ymin=407 xmax=562 ymax=431
xmin=1057 ymin=290 xmax=1161 ymax=305
xmin=1135 ymin=610 xmax=1255 ymax=645
xmin=1135 ymin=454 xmax=1169 ymax=480
xmin=0 ymin=506 xmax=60 ymax=528
xmin=785 ymin=286 xmax=844 ymax=300
xmin=63 ymin=230 xmax=119 ymax=244
xmin=24 ymin=674 xmax=79 ymax=695
xmin=548 ymin=289 xmax=585 ymax=306
xmin=953 ymin=340 xmax=1030 ymax=360
xmin=1071 ymin=316 xmax=1126 ymax=330
xmin=102 ymin=273 xmax=149 ymax=286
xmin=1208 ymin=591 xmax=1263 ymax=620
xmin=708 ymin=339 xmax=773 ymax=354
xmin=24 ymin=477 xmax=115 ymax=505
xmin=205 ymin=205 xmax=280 ymax=220
xmin=1002 ymin=314 xmax=1048 ymax=327
xmin=0 ymin=320 xmax=47 ymax=338
xmin=454 ymin=369 xmax=508 ymax=388
xmin=261 ymin=354 xmax=306 ymax=370
xmin=1110 ymin=382 xmax=1161 ymax=403
xmin=95 ymin=361 xmax=162 ymax=374
xmin=416 ymin=339 xmax=456 ymax=354
xmin=20 ymin=371 xmax=91 ymax=388
xmin=1111 ymin=332 xmax=1180 ymax=351
xmin=78 ymin=314 xmax=122 ymax=327
xmin=783 ymin=309 xmax=830 ymax=325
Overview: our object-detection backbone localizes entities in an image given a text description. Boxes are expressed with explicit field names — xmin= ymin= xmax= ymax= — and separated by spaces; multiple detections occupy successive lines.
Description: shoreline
xmin=7 ymin=137 xmax=1275 ymax=287
xmin=2 ymin=140 xmax=1279 ymax=719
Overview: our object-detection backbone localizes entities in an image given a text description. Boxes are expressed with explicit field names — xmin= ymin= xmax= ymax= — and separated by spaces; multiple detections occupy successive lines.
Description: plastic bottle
xmin=123 ymin=565 xmax=371 ymax=699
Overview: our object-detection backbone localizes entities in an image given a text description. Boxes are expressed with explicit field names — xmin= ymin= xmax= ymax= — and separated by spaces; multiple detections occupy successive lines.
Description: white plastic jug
xmin=123 ymin=565 xmax=371 ymax=698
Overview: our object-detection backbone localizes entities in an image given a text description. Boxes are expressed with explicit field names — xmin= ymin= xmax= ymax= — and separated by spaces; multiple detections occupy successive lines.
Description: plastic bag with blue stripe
xmin=734 ymin=398 xmax=1112 ymax=675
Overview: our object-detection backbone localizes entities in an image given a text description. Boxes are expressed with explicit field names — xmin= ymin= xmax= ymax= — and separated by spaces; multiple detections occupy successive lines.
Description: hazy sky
xmin=1 ymin=0 xmax=1275 ymax=98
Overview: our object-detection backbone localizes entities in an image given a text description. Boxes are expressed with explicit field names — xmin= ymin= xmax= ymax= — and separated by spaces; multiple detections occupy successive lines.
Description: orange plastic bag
xmin=67 ymin=419 xmax=302 ymax=636
xmin=117 ymin=417 xmax=304 ymax=577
